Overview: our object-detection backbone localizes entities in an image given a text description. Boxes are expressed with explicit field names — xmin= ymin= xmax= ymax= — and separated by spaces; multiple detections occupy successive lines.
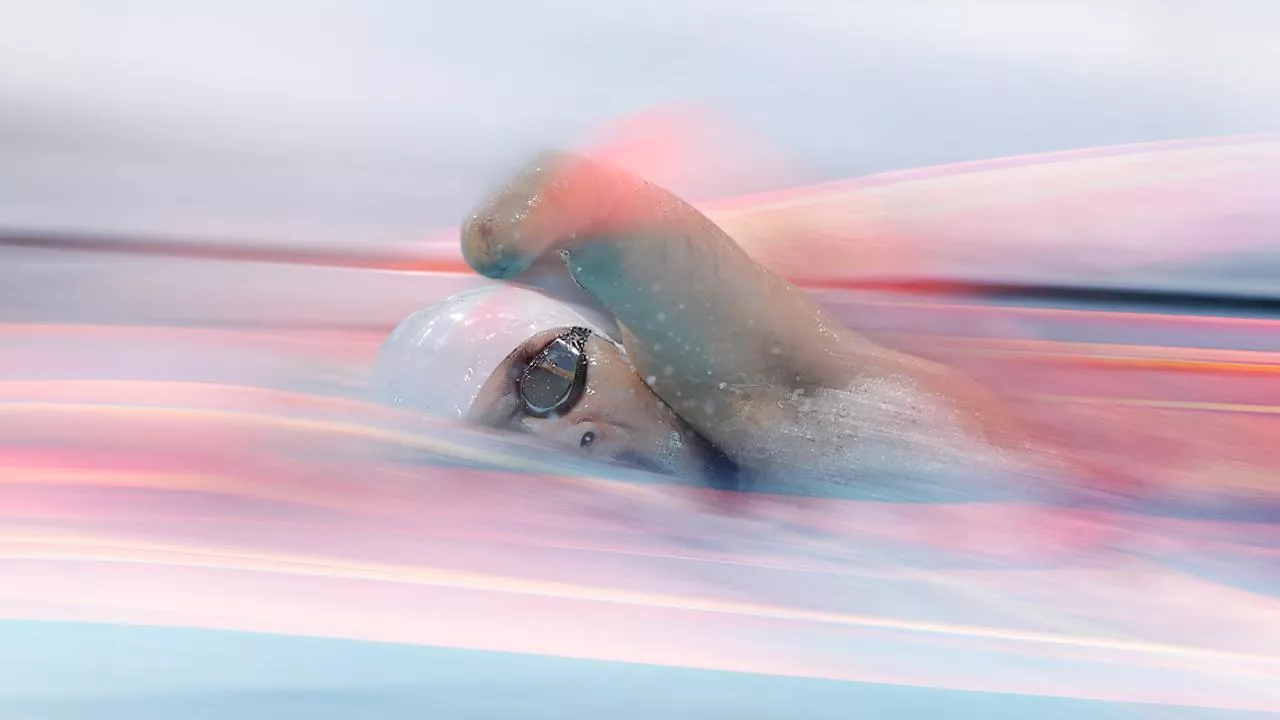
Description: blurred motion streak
xmin=1 ymin=115 xmax=1279 ymax=715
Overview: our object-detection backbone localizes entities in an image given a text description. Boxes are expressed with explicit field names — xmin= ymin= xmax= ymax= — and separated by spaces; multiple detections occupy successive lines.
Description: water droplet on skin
xmin=657 ymin=312 xmax=666 ymax=322
xmin=718 ymin=381 xmax=727 ymax=390
xmin=645 ymin=375 xmax=657 ymax=384
xmin=678 ymin=303 xmax=685 ymax=310
xmin=663 ymin=365 xmax=674 ymax=376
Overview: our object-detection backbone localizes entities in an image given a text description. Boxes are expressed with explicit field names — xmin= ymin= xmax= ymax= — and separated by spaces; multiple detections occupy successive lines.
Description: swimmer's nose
xmin=533 ymin=418 xmax=678 ymax=475
xmin=534 ymin=418 xmax=604 ymax=455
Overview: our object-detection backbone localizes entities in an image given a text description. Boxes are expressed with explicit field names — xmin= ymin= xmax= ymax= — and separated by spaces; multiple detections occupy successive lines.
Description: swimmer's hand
xmin=462 ymin=152 xmax=657 ymax=280
xmin=461 ymin=152 xmax=1024 ymax=464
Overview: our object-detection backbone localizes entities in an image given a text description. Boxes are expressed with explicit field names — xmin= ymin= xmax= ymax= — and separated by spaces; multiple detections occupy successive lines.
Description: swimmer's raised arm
xmin=461 ymin=153 xmax=1012 ymax=461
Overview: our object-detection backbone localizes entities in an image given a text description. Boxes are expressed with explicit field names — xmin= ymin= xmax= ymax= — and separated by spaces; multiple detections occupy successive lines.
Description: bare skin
xmin=467 ymin=328 xmax=723 ymax=478
xmin=462 ymin=152 xmax=1031 ymax=492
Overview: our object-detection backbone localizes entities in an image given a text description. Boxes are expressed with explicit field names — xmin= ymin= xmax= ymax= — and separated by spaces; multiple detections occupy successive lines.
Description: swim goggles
xmin=518 ymin=327 xmax=591 ymax=417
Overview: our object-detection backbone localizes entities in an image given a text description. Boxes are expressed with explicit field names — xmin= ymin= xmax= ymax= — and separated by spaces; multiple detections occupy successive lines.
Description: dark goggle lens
xmin=520 ymin=330 xmax=588 ymax=416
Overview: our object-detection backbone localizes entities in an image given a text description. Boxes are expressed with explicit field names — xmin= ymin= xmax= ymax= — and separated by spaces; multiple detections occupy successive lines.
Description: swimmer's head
xmin=373 ymin=285 xmax=733 ymax=483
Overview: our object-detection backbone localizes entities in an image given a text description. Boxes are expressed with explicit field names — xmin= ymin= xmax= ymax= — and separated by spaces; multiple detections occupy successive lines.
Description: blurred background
xmin=3 ymin=0 xmax=1278 ymax=244
xmin=2 ymin=3 xmax=1280 ymax=716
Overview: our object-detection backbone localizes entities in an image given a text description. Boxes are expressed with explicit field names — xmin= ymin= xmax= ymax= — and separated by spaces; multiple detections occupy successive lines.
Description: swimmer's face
xmin=468 ymin=327 xmax=726 ymax=481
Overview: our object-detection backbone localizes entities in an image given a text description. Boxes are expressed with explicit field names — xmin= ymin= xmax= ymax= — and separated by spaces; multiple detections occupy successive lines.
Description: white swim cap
xmin=372 ymin=284 xmax=618 ymax=420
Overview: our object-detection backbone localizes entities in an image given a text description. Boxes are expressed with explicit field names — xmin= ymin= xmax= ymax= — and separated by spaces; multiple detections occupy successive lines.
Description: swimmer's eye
xmin=518 ymin=327 xmax=590 ymax=418
xmin=580 ymin=430 xmax=596 ymax=448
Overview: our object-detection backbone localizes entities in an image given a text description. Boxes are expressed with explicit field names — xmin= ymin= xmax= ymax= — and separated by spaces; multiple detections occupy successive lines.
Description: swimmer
xmin=375 ymin=153 xmax=1050 ymax=500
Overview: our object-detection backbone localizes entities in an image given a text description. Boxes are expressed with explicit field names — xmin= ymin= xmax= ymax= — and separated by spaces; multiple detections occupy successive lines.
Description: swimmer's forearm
xmin=460 ymin=152 xmax=1028 ymax=457
xmin=461 ymin=153 xmax=851 ymax=384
